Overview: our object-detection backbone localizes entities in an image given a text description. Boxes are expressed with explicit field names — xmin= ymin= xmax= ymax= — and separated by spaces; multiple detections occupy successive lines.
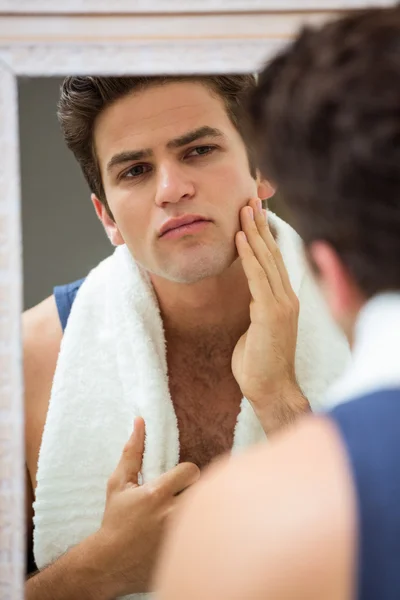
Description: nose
xmin=154 ymin=161 xmax=195 ymax=207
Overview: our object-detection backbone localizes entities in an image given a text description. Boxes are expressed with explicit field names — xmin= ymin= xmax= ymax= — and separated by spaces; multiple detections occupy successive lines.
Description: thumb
xmin=115 ymin=416 xmax=146 ymax=487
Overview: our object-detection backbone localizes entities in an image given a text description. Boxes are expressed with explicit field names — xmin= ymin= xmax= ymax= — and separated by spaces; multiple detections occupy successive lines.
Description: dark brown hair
xmin=248 ymin=7 xmax=400 ymax=298
xmin=58 ymin=75 xmax=257 ymax=217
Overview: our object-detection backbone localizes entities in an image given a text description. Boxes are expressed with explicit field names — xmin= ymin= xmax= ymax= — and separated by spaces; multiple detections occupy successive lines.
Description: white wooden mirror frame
xmin=0 ymin=1 xmax=394 ymax=596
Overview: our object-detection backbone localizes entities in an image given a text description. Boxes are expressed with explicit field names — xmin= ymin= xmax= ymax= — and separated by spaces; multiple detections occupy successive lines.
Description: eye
xmin=121 ymin=164 xmax=152 ymax=179
xmin=186 ymin=145 xmax=216 ymax=158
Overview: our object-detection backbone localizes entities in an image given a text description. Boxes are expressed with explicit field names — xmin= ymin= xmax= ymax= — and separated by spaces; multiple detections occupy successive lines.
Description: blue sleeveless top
xmin=54 ymin=280 xmax=400 ymax=599
xmin=330 ymin=388 xmax=400 ymax=600
xmin=54 ymin=278 xmax=85 ymax=332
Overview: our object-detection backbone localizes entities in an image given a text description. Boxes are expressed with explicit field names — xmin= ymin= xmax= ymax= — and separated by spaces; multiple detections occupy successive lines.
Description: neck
xmin=150 ymin=258 xmax=251 ymax=341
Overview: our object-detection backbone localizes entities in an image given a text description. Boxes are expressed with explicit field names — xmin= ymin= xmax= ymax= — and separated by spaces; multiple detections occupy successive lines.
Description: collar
xmin=326 ymin=292 xmax=400 ymax=407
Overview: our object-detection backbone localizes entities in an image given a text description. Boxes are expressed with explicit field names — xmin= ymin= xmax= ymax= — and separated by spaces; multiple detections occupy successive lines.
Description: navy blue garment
xmin=54 ymin=278 xmax=86 ymax=332
xmin=330 ymin=389 xmax=400 ymax=600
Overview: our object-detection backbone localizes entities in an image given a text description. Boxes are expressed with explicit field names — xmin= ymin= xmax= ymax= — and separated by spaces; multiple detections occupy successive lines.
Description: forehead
xmin=94 ymin=81 xmax=235 ymax=162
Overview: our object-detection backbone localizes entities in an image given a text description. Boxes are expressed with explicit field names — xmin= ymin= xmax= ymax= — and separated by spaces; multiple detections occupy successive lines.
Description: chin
xmin=163 ymin=251 xmax=237 ymax=285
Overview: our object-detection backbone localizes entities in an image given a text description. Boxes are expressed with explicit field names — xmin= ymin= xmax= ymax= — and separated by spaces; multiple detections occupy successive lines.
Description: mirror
xmin=1 ymin=2 xmax=394 ymax=596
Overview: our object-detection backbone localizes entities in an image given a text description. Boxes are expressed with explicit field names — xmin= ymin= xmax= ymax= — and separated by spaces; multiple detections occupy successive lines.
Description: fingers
xmin=154 ymin=462 xmax=200 ymax=498
xmin=257 ymin=207 xmax=295 ymax=299
xmin=238 ymin=199 xmax=295 ymax=300
xmin=113 ymin=417 xmax=146 ymax=488
xmin=251 ymin=198 xmax=295 ymax=298
xmin=235 ymin=230 xmax=275 ymax=306
xmin=240 ymin=202 xmax=286 ymax=301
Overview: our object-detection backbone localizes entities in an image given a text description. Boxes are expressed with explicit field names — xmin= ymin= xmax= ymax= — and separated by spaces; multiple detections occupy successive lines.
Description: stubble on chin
xmin=153 ymin=241 xmax=238 ymax=284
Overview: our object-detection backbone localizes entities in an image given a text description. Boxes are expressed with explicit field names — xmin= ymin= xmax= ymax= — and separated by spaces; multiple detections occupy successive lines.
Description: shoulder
xmin=23 ymin=294 xmax=63 ymax=369
xmin=23 ymin=296 xmax=63 ymax=476
xmin=157 ymin=416 xmax=357 ymax=600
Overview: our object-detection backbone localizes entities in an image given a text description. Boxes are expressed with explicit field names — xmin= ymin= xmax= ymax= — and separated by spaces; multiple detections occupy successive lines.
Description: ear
xmin=256 ymin=173 xmax=275 ymax=201
xmin=91 ymin=194 xmax=124 ymax=246
xmin=309 ymin=241 xmax=364 ymax=336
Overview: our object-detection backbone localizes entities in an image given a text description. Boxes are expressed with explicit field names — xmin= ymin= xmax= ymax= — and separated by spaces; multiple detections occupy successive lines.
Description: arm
xmin=253 ymin=381 xmax=310 ymax=434
xmin=156 ymin=417 xmax=357 ymax=600
xmin=23 ymin=297 xmax=64 ymax=576
xmin=26 ymin=533 xmax=114 ymax=600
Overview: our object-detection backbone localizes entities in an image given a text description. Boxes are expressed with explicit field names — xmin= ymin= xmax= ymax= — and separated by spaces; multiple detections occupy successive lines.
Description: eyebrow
xmin=106 ymin=126 xmax=224 ymax=174
xmin=166 ymin=126 xmax=225 ymax=149
xmin=106 ymin=148 xmax=153 ymax=174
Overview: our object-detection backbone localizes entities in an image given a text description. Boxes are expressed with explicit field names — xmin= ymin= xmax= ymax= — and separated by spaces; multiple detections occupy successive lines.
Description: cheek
xmin=109 ymin=192 xmax=149 ymax=245
xmin=208 ymin=163 xmax=256 ymax=213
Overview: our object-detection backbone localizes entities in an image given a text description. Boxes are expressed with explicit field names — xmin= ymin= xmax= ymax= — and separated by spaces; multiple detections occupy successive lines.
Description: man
xmin=23 ymin=74 xmax=349 ymax=598
xmin=156 ymin=7 xmax=400 ymax=600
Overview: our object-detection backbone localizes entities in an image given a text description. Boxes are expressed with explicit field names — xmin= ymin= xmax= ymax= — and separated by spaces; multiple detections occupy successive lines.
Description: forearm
xmin=26 ymin=532 xmax=116 ymax=600
xmin=252 ymin=383 xmax=311 ymax=436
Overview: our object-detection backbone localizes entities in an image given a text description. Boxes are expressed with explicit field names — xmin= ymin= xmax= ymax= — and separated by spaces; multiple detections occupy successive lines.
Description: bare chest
xmin=167 ymin=347 xmax=243 ymax=470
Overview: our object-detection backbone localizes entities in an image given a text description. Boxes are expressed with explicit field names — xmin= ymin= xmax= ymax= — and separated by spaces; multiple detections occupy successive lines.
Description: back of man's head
xmin=248 ymin=7 xmax=400 ymax=299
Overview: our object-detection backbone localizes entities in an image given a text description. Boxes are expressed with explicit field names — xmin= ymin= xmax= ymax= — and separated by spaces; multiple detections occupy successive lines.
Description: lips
xmin=158 ymin=215 xmax=209 ymax=237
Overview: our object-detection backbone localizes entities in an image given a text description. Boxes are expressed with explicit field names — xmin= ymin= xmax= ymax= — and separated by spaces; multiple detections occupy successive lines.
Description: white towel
xmin=33 ymin=213 xmax=350 ymax=599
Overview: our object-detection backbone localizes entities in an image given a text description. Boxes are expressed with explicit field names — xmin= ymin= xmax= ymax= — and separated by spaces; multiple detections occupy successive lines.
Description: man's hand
xmin=232 ymin=199 xmax=309 ymax=434
xmin=26 ymin=418 xmax=199 ymax=600
xmin=94 ymin=417 xmax=200 ymax=597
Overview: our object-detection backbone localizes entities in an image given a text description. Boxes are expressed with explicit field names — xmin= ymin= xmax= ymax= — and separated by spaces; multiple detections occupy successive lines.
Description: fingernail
xmin=247 ymin=206 xmax=254 ymax=220
xmin=257 ymin=199 xmax=263 ymax=214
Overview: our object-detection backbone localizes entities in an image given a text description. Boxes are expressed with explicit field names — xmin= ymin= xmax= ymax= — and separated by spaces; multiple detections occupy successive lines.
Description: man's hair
xmin=58 ymin=75 xmax=257 ymax=217
xmin=248 ymin=7 xmax=400 ymax=298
